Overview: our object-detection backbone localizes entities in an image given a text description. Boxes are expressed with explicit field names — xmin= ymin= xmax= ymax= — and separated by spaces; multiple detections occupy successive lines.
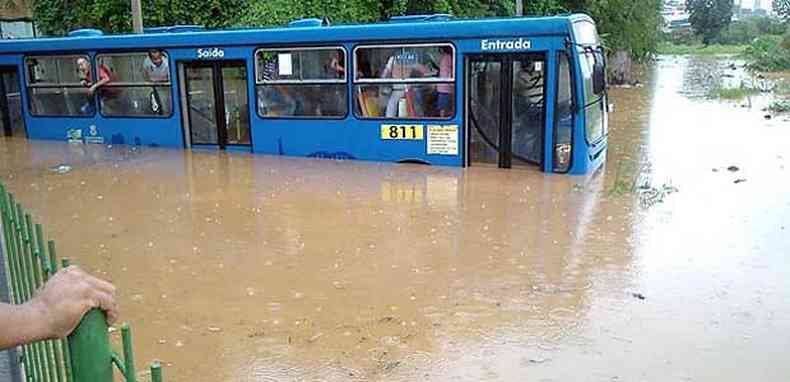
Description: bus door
xmin=182 ymin=61 xmax=251 ymax=149
xmin=466 ymin=54 xmax=546 ymax=168
xmin=0 ymin=66 xmax=25 ymax=138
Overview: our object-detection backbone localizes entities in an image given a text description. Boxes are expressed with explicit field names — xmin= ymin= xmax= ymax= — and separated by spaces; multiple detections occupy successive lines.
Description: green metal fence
xmin=0 ymin=182 xmax=163 ymax=382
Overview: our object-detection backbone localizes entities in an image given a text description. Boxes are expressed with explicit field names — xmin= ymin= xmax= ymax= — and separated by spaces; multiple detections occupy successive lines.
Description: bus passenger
xmin=325 ymin=50 xmax=345 ymax=79
xmin=381 ymin=49 xmax=431 ymax=118
xmin=435 ymin=46 xmax=453 ymax=117
xmin=143 ymin=49 xmax=169 ymax=83
xmin=512 ymin=60 xmax=544 ymax=162
xmin=321 ymin=51 xmax=345 ymax=116
xmin=143 ymin=49 xmax=169 ymax=115
xmin=77 ymin=57 xmax=102 ymax=114
xmin=78 ymin=57 xmax=112 ymax=96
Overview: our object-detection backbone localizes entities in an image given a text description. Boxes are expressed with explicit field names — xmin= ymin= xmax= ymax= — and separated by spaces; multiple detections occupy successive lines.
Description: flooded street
xmin=1 ymin=56 xmax=789 ymax=381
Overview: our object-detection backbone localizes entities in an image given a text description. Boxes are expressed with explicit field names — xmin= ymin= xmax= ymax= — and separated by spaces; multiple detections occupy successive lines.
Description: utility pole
xmin=516 ymin=0 xmax=524 ymax=16
xmin=132 ymin=0 xmax=143 ymax=33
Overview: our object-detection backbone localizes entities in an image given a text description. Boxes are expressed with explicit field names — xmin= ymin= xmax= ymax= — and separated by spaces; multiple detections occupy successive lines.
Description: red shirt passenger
xmin=77 ymin=57 xmax=116 ymax=96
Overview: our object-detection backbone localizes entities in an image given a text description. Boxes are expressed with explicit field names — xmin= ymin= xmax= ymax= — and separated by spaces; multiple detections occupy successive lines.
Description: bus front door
xmin=466 ymin=54 xmax=546 ymax=168
xmin=0 ymin=67 xmax=25 ymax=138
xmin=183 ymin=61 xmax=251 ymax=150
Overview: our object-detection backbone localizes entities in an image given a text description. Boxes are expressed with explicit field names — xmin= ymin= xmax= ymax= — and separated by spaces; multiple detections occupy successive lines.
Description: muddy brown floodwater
xmin=2 ymin=56 xmax=790 ymax=381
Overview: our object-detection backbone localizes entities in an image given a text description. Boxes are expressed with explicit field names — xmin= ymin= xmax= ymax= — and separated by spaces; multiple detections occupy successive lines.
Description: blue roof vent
xmin=288 ymin=18 xmax=326 ymax=28
xmin=68 ymin=29 xmax=104 ymax=37
xmin=143 ymin=25 xmax=206 ymax=33
xmin=388 ymin=14 xmax=453 ymax=23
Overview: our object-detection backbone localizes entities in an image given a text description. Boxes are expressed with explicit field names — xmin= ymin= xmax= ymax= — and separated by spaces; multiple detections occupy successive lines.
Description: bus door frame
xmin=464 ymin=53 xmax=548 ymax=169
xmin=179 ymin=59 xmax=251 ymax=151
xmin=0 ymin=65 xmax=25 ymax=138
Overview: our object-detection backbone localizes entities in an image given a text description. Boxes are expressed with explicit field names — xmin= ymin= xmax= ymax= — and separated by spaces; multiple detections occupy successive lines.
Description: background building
xmin=0 ymin=0 xmax=36 ymax=39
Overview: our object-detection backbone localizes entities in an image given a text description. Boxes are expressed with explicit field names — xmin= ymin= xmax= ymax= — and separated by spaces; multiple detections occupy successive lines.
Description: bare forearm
xmin=0 ymin=302 xmax=51 ymax=350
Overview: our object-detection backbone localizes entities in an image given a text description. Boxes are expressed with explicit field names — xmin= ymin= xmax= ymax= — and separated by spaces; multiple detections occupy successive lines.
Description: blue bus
xmin=0 ymin=14 xmax=607 ymax=174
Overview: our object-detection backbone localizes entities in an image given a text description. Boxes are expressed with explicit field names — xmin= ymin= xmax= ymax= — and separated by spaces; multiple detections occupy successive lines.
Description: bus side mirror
xmin=592 ymin=51 xmax=606 ymax=95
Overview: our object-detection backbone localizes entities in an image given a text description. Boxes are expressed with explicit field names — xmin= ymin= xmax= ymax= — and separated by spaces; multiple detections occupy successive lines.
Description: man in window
xmin=143 ymin=50 xmax=169 ymax=115
xmin=78 ymin=57 xmax=112 ymax=96
xmin=78 ymin=57 xmax=119 ymax=114
xmin=143 ymin=49 xmax=169 ymax=83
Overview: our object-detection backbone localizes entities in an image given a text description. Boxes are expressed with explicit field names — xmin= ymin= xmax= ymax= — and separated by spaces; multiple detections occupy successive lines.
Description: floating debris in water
xmin=49 ymin=164 xmax=72 ymax=174
xmin=631 ymin=293 xmax=646 ymax=300
xmin=734 ymin=179 xmax=747 ymax=184
xmin=639 ymin=182 xmax=679 ymax=209
xmin=727 ymin=166 xmax=740 ymax=172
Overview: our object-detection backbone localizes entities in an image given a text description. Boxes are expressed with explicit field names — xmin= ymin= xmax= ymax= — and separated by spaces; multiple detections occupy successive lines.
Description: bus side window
xmin=353 ymin=44 xmax=455 ymax=119
xmin=25 ymin=55 xmax=92 ymax=116
xmin=96 ymin=51 xmax=173 ymax=118
xmin=255 ymin=47 xmax=347 ymax=118
xmin=579 ymin=50 xmax=604 ymax=143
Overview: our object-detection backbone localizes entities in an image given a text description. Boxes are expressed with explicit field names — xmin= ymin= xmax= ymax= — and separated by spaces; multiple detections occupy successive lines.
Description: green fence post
xmin=34 ymin=223 xmax=58 ymax=382
xmin=121 ymin=324 xmax=137 ymax=382
xmin=60 ymin=259 xmax=73 ymax=382
xmin=4 ymin=194 xmax=34 ymax=382
xmin=0 ymin=184 xmax=24 ymax=382
xmin=25 ymin=213 xmax=51 ymax=382
xmin=150 ymin=362 xmax=162 ymax=382
xmin=68 ymin=309 xmax=114 ymax=382
xmin=16 ymin=205 xmax=43 ymax=382
xmin=47 ymin=241 xmax=65 ymax=382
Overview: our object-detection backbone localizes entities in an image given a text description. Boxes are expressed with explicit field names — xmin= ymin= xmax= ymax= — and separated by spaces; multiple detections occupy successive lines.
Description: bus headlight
xmin=554 ymin=143 xmax=571 ymax=172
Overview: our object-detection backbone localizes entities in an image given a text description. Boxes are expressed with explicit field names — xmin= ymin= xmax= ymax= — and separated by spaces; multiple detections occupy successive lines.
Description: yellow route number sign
xmin=381 ymin=124 xmax=424 ymax=140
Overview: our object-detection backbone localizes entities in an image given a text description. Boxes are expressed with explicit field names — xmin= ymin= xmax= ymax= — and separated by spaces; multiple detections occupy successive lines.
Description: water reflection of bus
xmin=0 ymin=14 xmax=608 ymax=174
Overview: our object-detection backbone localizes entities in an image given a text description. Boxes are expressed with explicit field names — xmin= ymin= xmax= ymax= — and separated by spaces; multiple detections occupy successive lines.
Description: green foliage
xmin=742 ymin=35 xmax=790 ymax=71
xmin=524 ymin=0 xmax=567 ymax=15
xmin=31 ymin=0 xmax=662 ymax=64
xmin=237 ymin=0 xmax=382 ymax=27
xmin=714 ymin=16 xmax=787 ymax=45
xmin=583 ymin=0 xmax=663 ymax=60
xmin=33 ymin=0 xmax=246 ymax=35
xmin=686 ymin=0 xmax=735 ymax=45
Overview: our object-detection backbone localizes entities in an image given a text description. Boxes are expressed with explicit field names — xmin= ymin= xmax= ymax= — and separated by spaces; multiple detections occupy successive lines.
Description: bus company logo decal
xmin=481 ymin=38 xmax=531 ymax=51
xmin=197 ymin=48 xmax=225 ymax=59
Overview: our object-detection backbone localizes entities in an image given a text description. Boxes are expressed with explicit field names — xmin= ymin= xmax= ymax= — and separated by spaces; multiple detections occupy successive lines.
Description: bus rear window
xmin=353 ymin=43 xmax=455 ymax=119
xmin=255 ymin=47 xmax=347 ymax=118
xmin=25 ymin=55 xmax=92 ymax=117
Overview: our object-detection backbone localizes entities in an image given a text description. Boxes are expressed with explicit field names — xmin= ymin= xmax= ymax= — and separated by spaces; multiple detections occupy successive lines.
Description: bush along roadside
xmin=742 ymin=35 xmax=790 ymax=72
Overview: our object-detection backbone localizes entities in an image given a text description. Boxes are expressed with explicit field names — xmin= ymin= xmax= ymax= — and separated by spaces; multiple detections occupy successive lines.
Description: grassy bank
xmin=710 ymin=85 xmax=760 ymax=100
xmin=657 ymin=42 xmax=748 ymax=55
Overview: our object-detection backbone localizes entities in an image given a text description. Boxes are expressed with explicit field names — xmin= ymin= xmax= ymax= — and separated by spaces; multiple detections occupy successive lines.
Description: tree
xmin=686 ymin=0 xmax=735 ymax=45
xmin=775 ymin=0 xmax=790 ymax=21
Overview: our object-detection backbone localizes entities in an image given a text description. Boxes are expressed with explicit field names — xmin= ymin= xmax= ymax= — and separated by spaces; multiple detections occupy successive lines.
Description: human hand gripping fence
xmin=0 ymin=181 xmax=164 ymax=382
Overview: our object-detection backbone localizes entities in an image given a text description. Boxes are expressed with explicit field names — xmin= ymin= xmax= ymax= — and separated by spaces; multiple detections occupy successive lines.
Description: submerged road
xmin=0 ymin=55 xmax=788 ymax=381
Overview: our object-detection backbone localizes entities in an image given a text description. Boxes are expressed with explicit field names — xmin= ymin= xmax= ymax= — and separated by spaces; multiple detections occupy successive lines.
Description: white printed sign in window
xmin=427 ymin=125 xmax=459 ymax=155
xmin=278 ymin=53 xmax=293 ymax=76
